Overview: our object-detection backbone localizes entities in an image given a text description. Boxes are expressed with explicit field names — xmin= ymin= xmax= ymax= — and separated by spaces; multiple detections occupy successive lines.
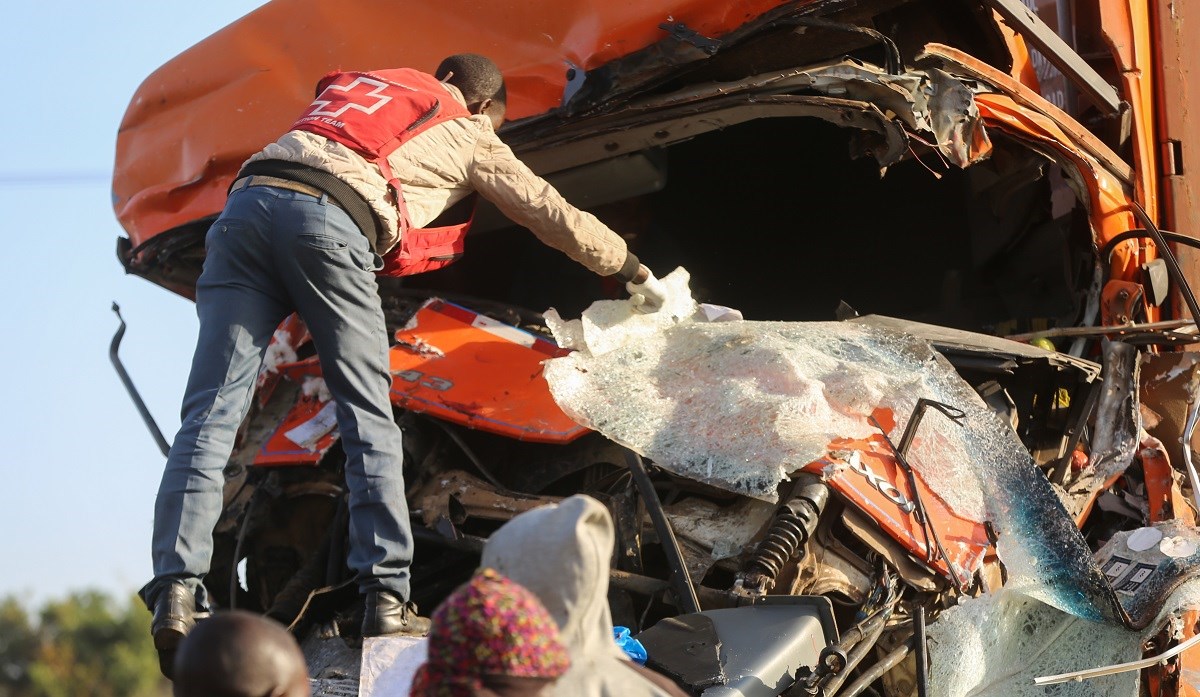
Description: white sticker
xmin=1127 ymin=526 xmax=1164 ymax=552
xmin=1160 ymin=536 xmax=1200 ymax=559
xmin=1115 ymin=562 xmax=1159 ymax=596
xmin=1102 ymin=556 xmax=1131 ymax=581
xmin=472 ymin=313 xmax=536 ymax=348
xmin=284 ymin=400 xmax=339 ymax=450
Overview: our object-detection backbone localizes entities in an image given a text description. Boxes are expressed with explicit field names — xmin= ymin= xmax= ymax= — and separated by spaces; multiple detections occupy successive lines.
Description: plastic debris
xmin=613 ymin=626 xmax=649 ymax=665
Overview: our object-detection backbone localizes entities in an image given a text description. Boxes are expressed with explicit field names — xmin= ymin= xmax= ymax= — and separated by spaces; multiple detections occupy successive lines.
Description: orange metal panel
xmin=112 ymin=0 xmax=816 ymax=248
xmin=256 ymin=388 xmax=337 ymax=466
xmin=809 ymin=437 xmax=992 ymax=590
xmin=252 ymin=300 xmax=586 ymax=466
xmin=387 ymin=300 xmax=586 ymax=443
xmin=1151 ymin=0 xmax=1200 ymax=317
xmin=1142 ymin=447 xmax=1192 ymax=528
xmin=1181 ymin=609 xmax=1200 ymax=697
xmin=1008 ymin=0 xmax=1072 ymax=110
xmin=1098 ymin=0 xmax=1159 ymax=219
xmin=993 ymin=12 xmax=1041 ymax=90
xmin=919 ymin=43 xmax=1133 ymax=184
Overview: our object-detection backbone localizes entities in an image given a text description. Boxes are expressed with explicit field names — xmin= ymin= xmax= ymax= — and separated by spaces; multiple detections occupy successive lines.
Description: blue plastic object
xmin=613 ymin=626 xmax=649 ymax=665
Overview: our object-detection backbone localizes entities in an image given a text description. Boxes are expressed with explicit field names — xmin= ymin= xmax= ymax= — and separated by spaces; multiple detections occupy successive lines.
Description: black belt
xmin=233 ymin=160 xmax=382 ymax=253
xmin=230 ymin=175 xmax=343 ymax=208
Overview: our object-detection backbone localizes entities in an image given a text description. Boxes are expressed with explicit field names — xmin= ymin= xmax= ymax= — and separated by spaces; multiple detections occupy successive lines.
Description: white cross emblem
xmin=307 ymin=77 xmax=393 ymax=118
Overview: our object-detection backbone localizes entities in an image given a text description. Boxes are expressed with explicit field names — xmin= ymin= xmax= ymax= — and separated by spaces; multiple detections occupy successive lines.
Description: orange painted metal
xmin=918 ymin=43 xmax=1157 ymax=323
xmin=973 ymin=92 xmax=1156 ymax=314
xmin=995 ymin=1 xmax=1072 ymax=111
xmin=1101 ymin=279 xmax=1145 ymax=326
xmin=992 ymin=13 xmax=1041 ymax=91
xmin=1151 ymin=0 xmax=1200 ymax=323
xmin=1097 ymin=0 xmax=1159 ymax=221
xmin=1142 ymin=446 xmax=1193 ymax=529
xmin=112 ymin=0 xmax=817 ymax=249
xmin=256 ymin=369 xmax=336 ymax=466
xmin=255 ymin=313 xmax=311 ymax=408
xmin=1181 ymin=609 xmax=1200 ymax=697
xmin=387 ymin=300 xmax=586 ymax=443
xmin=808 ymin=437 xmax=992 ymax=590
xmin=252 ymin=301 xmax=586 ymax=466
xmin=919 ymin=43 xmax=1133 ymax=183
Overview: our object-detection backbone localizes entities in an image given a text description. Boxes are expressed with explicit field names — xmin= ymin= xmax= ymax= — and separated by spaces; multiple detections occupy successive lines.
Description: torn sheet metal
xmin=413 ymin=470 xmax=559 ymax=530
xmin=389 ymin=299 xmax=587 ymax=444
xmin=541 ymin=59 xmax=991 ymax=173
xmin=916 ymin=42 xmax=1133 ymax=184
xmin=255 ymin=356 xmax=340 ymax=466
xmin=544 ymin=269 xmax=1130 ymax=623
xmin=769 ymin=60 xmax=989 ymax=168
xmin=1142 ymin=352 xmax=1200 ymax=479
xmin=1064 ymin=341 xmax=1141 ymax=518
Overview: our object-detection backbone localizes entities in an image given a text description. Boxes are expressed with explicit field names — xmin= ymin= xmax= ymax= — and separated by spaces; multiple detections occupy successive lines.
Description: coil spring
xmin=745 ymin=509 xmax=810 ymax=582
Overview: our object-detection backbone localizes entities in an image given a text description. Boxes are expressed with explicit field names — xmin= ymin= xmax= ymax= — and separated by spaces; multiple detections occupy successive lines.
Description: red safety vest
xmin=291 ymin=68 xmax=475 ymax=276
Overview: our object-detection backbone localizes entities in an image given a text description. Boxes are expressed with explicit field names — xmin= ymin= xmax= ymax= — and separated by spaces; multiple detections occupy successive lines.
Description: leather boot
xmin=362 ymin=590 xmax=431 ymax=638
xmin=150 ymin=582 xmax=198 ymax=679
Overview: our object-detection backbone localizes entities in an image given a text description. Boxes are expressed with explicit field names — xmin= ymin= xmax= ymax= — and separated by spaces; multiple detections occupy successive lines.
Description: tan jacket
xmin=244 ymin=84 xmax=633 ymax=277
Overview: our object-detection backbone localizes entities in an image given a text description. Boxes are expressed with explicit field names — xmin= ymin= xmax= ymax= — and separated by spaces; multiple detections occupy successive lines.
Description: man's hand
xmin=626 ymin=265 xmax=668 ymax=312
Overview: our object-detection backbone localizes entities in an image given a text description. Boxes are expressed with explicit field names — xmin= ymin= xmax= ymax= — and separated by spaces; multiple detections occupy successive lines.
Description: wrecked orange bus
xmin=112 ymin=1 xmax=1200 ymax=694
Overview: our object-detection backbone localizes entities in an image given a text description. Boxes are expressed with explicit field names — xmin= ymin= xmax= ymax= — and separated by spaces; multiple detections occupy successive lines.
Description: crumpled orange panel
xmin=112 ymin=0 xmax=813 ymax=247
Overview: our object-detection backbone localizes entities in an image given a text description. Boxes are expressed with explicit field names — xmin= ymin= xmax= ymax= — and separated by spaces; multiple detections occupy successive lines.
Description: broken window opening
xmin=427 ymin=116 xmax=1097 ymax=338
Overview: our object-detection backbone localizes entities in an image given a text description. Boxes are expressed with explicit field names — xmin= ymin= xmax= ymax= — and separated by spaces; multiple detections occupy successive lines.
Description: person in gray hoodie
xmin=481 ymin=494 xmax=688 ymax=697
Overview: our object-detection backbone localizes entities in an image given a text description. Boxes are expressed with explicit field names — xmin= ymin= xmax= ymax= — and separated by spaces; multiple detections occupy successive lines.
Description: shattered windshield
xmin=545 ymin=268 xmax=1126 ymax=623
xmin=546 ymin=269 xmax=1012 ymax=516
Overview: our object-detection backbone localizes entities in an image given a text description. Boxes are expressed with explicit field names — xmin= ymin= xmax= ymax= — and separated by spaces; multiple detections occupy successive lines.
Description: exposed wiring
xmin=1122 ymin=206 xmax=1200 ymax=329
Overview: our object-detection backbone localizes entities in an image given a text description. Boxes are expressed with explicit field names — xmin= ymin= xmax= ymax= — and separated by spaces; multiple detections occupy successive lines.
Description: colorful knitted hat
xmin=410 ymin=568 xmax=571 ymax=697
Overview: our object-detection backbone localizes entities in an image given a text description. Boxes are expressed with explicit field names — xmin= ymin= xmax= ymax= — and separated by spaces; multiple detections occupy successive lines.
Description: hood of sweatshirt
xmin=481 ymin=495 xmax=674 ymax=697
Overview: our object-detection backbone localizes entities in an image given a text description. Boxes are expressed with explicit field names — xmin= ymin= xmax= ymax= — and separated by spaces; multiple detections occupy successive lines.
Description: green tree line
xmin=0 ymin=590 xmax=168 ymax=697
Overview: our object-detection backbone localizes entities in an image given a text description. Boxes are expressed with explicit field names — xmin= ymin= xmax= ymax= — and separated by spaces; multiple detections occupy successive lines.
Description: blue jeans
xmin=140 ymin=185 xmax=411 ymax=609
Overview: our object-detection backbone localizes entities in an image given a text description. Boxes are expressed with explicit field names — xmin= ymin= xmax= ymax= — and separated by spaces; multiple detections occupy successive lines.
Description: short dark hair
xmin=436 ymin=53 xmax=507 ymax=108
xmin=173 ymin=611 xmax=308 ymax=697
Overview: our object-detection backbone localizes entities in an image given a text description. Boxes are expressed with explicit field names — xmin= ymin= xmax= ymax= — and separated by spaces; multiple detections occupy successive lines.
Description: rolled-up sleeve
xmin=467 ymin=132 xmax=633 ymax=277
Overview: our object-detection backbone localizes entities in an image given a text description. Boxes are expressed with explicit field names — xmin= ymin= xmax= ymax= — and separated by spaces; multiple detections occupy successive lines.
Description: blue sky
xmin=0 ymin=1 xmax=266 ymax=607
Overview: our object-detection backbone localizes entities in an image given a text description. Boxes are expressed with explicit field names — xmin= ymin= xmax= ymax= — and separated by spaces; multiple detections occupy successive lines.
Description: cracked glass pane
xmin=544 ymin=268 xmax=1129 ymax=623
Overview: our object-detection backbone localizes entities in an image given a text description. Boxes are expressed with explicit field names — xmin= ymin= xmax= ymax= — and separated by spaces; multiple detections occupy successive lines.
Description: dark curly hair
xmin=435 ymin=53 xmax=507 ymax=108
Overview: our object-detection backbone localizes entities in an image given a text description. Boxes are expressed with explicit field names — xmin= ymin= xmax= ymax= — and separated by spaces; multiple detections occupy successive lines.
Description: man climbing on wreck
xmin=140 ymin=52 xmax=669 ymax=677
